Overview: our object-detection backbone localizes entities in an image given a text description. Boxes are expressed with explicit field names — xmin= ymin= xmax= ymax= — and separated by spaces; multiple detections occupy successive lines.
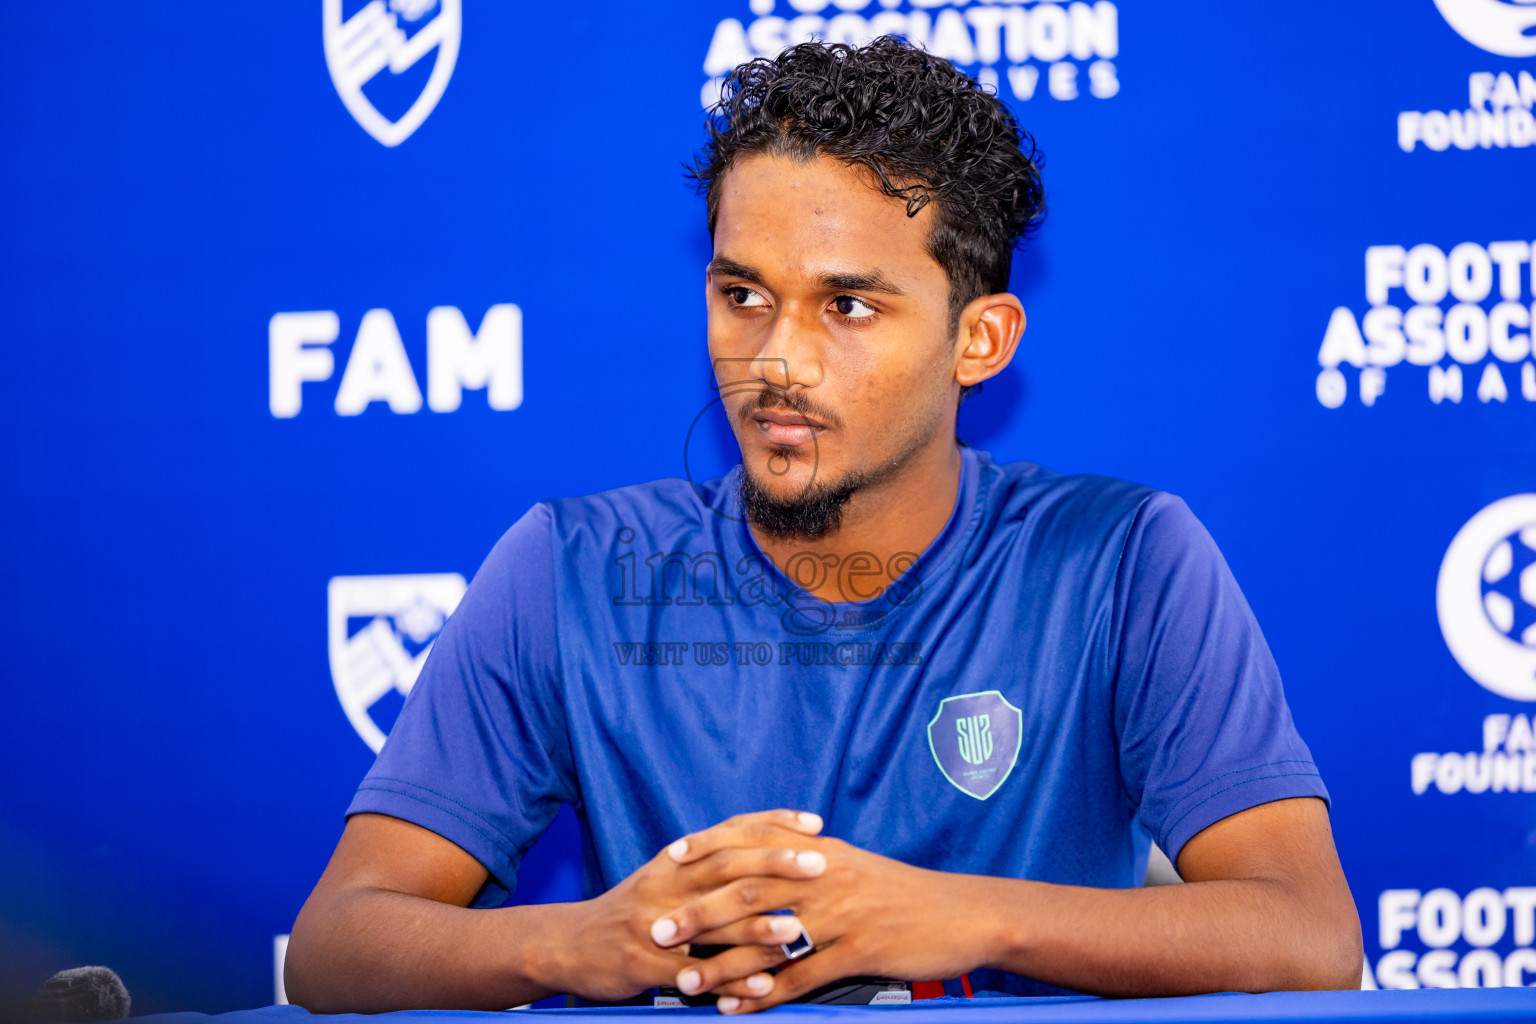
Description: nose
xmin=750 ymin=303 xmax=824 ymax=392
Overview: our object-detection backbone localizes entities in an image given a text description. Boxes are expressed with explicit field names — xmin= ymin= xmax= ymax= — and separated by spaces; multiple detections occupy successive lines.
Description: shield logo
xmin=323 ymin=0 xmax=462 ymax=147
xmin=927 ymin=690 xmax=1023 ymax=800
xmin=327 ymin=573 xmax=466 ymax=751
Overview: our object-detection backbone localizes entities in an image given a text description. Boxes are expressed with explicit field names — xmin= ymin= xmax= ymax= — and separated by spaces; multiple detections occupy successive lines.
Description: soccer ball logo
xmin=1432 ymin=0 xmax=1536 ymax=58
xmin=1481 ymin=528 xmax=1536 ymax=647
xmin=1438 ymin=496 xmax=1536 ymax=702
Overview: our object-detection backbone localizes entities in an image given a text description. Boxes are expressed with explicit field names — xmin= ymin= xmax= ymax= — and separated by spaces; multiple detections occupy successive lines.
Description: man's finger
xmin=708 ymin=969 xmax=781 ymax=1002
xmin=686 ymin=846 xmax=827 ymax=891
xmin=651 ymin=877 xmax=808 ymax=947
xmin=686 ymin=912 xmax=806 ymax=949
xmin=636 ymin=948 xmax=709 ymax=995
xmin=665 ymin=810 xmax=823 ymax=865
xmin=673 ymin=943 xmax=786 ymax=998
xmin=716 ymin=945 xmax=854 ymax=1014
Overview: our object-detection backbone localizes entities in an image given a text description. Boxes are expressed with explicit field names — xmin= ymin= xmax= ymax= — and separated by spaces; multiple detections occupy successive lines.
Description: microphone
xmin=26 ymin=967 xmax=130 ymax=1022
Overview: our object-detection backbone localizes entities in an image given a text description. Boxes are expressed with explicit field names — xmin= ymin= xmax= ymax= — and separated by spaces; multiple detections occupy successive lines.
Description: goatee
xmin=738 ymin=459 xmax=872 ymax=539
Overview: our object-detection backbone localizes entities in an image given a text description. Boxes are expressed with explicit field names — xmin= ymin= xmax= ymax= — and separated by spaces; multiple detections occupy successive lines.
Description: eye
xmin=832 ymin=295 xmax=877 ymax=320
xmin=725 ymin=286 xmax=768 ymax=308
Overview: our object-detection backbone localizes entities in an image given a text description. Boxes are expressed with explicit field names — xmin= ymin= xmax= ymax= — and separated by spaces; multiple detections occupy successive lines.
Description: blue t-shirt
xmin=347 ymin=446 xmax=1328 ymax=996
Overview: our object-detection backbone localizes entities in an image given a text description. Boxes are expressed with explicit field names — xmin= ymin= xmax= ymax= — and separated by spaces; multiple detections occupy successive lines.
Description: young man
xmin=285 ymin=39 xmax=1362 ymax=1013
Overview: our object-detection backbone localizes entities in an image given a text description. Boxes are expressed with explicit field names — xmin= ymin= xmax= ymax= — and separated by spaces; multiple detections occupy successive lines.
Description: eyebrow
xmin=819 ymin=269 xmax=904 ymax=296
xmin=709 ymin=255 xmax=906 ymax=296
xmin=708 ymin=256 xmax=764 ymax=284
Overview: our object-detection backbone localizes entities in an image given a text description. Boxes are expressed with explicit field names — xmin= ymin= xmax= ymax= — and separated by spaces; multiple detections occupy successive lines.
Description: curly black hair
xmin=688 ymin=36 xmax=1045 ymax=396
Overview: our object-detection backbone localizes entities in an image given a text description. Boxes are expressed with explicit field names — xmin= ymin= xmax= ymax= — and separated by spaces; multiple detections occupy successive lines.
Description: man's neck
xmin=747 ymin=438 xmax=964 ymax=604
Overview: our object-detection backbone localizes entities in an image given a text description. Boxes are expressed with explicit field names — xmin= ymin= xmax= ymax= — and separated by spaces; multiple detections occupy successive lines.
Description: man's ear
xmin=954 ymin=293 xmax=1025 ymax=390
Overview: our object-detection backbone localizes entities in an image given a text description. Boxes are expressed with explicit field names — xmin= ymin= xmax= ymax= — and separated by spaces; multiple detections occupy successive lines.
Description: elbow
xmin=283 ymin=888 xmax=405 ymax=1014
xmin=1294 ymin=901 xmax=1365 ymax=991
xmin=282 ymin=920 xmax=321 ymax=1011
xmin=283 ymin=938 xmax=350 ymax=1014
xmin=282 ymin=960 xmax=314 ymax=1013
xmin=1336 ymin=946 xmax=1366 ymax=992
xmin=1244 ymin=878 xmax=1364 ymax=992
xmin=1302 ymin=938 xmax=1364 ymax=992
xmin=283 ymin=902 xmax=344 ymax=1013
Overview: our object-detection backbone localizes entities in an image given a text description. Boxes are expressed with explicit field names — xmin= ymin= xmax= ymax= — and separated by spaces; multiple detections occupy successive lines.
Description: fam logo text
xmin=1401 ymin=496 xmax=1536 ymax=798
xmin=269 ymin=305 xmax=522 ymax=418
xmin=1397 ymin=1 xmax=1536 ymax=152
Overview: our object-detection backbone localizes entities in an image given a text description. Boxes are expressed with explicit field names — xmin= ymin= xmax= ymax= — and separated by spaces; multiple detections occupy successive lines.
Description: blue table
xmin=129 ymin=991 xmax=1536 ymax=1024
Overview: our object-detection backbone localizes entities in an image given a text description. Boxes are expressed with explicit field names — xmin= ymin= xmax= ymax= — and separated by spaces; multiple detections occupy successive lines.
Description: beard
xmin=732 ymin=382 xmax=941 ymax=540
xmin=737 ymin=442 xmax=928 ymax=540
xmin=737 ymin=456 xmax=872 ymax=539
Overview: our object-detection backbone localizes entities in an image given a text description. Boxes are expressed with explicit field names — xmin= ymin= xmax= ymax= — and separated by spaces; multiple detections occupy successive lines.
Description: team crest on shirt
xmin=927 ymin=691 xmax=1023 ymax=800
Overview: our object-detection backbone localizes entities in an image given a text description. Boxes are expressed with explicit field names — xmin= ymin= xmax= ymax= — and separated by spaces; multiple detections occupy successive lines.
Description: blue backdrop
xmin=3 ymin=0 xmax=1535 ymax=1014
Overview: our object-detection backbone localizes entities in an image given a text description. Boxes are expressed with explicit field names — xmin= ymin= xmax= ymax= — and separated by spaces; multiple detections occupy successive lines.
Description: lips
xmin=752 ymin=408 xmax=824 ymax=447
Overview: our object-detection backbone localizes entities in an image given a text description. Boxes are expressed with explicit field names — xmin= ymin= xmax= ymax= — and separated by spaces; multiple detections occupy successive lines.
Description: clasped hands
xmin=549 ymin=809 xmax=993 ymax=1013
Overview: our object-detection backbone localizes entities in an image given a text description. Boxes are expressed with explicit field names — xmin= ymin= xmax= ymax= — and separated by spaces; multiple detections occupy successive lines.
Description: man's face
xmin=706 ymin=152 xmax=959 ymax=533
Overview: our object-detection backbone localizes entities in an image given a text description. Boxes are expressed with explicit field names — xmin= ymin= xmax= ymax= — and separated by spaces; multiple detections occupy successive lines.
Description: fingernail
xmin=678 ymin=969 xmax=702 ymax=994
xmin=796 ymin=850 xmax=826 ymax=874
xmin=747 ymin=974 xmax=774 ymax=995
xmin=770 ymin=915 xmax=800 ymax=938
xmin=796 ymin=812 xmax=823 ymax=831
xmin=651 ymin=918 xmax=678 ymax=945
xmin=668 ymin=839 xmax=689 ymax=861
xmin=717 ymin=996 xmax=740 ymax=1012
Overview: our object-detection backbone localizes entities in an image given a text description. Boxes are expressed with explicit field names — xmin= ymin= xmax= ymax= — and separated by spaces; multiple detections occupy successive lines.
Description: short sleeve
xmin=1112 ymin=493 xmax=1328 ymax=866
xmin=346 ymin=504 xmax=575 ymax=906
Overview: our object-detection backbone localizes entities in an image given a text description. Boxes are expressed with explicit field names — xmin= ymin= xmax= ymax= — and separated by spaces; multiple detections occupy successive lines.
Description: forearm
xmin=970 ymin=874 xmax=1363 ymax=996
xmin=284 ymin=886 xmax=572 ymax=1013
